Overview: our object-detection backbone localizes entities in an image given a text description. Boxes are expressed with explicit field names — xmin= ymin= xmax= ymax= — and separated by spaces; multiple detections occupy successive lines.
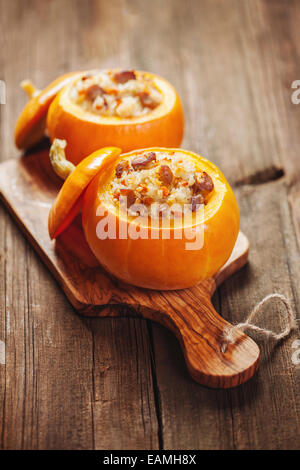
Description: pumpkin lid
xmin=48 ymin=143 xmax=122 ymax=239
xmin=14 ymin=71 xmax=82 ymax=150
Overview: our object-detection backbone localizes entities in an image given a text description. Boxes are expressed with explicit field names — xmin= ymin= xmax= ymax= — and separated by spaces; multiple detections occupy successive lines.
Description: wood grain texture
xmin=152 ymin=181 xmax=300 ymax=449
xmin=0 ymin=197 xmax=159 ymax=449
xmin=1 ymin=0 xmax=300 ymax=449
xmin=0 ymin=0 xmax=160 ymax=450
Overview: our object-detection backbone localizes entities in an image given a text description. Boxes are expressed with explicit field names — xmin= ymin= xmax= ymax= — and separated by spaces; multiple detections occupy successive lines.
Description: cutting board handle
xmin=140 ymin=281 xmax=260 ymax=388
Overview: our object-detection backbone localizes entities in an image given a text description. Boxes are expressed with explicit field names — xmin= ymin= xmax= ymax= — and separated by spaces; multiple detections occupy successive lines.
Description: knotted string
xmin=221 ymin=293 xmax=298 ymax=353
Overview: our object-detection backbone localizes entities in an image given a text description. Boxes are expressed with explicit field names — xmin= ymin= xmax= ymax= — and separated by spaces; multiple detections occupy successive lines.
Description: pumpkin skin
xmin=81 ymin=148 xmax=240 ymax=290
xmin=14 ymin=72 xmax=82 ymax=150
xmin=48 ymin=146 xmax=121 ymax=239
xmin=46 ymin=71 xmax=184 ymax=165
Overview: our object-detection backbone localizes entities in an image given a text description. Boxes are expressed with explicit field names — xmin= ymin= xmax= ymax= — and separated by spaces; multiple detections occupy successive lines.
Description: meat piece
xmin=191 ymin=194 xmax=204 ymax=212
xmin=192 ymin=172 xmax=214 ymax=195
xmin=131 ymin=152 xmax=156 ymax=170
xmin=115 ymin=160 xmax=130 ymax=178
xmin=85 ymin=84 xmax=105 ymax=101
xmin=120 ymin=188 xmax=136 ymax=208
xmin=138 ymin=92 xmax=158 ymax=109
xmin=141 ymin=196 xmax=154 ymax=206
xmin=113 ymin=70 xmax=136 ymax=84
xmin=159 ymin=165 xmax=173 ymax=186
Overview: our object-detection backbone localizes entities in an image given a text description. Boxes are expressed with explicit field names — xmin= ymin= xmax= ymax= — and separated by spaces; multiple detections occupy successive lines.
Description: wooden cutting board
xmin=0 ymin=146 xmax=260 ymax=388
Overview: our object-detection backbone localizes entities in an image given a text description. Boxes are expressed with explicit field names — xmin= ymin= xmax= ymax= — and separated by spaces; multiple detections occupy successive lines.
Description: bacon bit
xmin=159 ymin=165 xmax=173 ymax=186
xmin=131 ymin=152 xmax=156 ymax=170
xmin=121 ymin=178 xmax=127 ymax=185
xmin=85 ymin=84 xmax=105 ymax=101
xmin=138 ymin=92 xmax=158 ymax=109
xmin=115 ymin=160 xmax=129 ymax=178
xmin=191 ymin=194 xmax=204 ymax=212
xmin=120 ymin=188 xmax=136 ymax=207
xmin=113 ymin=192 xmax=120 ymax=200
xmin=182 ymin=181 xmax=188 ymax=187
xmin=193 ymin=172 xmax=214 ymax=195
xmin=113 ymin=70 xmax=136 ymax=84
xmin=161 ymin=186 xmax=170 ymax=197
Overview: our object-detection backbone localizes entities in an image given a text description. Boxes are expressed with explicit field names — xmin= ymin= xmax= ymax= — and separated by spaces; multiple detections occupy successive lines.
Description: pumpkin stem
xmin=49 ymin=139 xmax=75 ymax=180
xmin=20 ymin=79 xmax=41 ymax=99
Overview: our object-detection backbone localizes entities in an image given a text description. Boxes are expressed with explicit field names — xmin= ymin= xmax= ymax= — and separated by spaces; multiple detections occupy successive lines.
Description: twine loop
xmin=221 ymin=293 xmax=298 ymax=353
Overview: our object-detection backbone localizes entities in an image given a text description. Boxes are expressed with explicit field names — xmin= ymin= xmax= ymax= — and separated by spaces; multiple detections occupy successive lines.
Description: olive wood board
xmin=0 ymin=147 xmax=260 ymax=388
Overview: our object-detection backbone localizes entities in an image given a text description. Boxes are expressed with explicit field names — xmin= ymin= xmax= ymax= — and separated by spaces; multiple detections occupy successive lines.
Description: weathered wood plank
xmin=172 ymin=0 xmax=283 ymax=183
xmin=147 ymin=0 xmax=300 ymax=450
xmin=0 ymin=0 xmax=159 ymax=450
xmin=259 ymin=0 xmax=300 ymax=184
xmin=1 ymin=217 xmax=94 ymax=449
xmin=0 ymin=204 xmax=160 ymax=449
xmin=86 ymin=316 xmax=159 ymax=450
xmin=152 ymin=180 xmax=300 ymax=449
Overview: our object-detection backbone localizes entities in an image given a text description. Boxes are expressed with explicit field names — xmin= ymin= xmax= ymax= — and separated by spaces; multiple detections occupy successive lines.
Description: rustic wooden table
xmin=1 ymin=0 xmax=300 ymax=450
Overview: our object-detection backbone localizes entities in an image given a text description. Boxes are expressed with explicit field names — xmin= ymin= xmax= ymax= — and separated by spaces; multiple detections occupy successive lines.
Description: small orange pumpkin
xmin=49 ymin=143 xmax=239 ymax=290
xmin=15 ymin=69 xmax=184 ymax=164
xmin=47 ymin=70 xmax=184 ymax=165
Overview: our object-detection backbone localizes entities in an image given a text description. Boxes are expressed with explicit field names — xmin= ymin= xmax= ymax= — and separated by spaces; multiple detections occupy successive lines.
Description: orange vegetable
xmin=49 ymin=144 xmax=239 ymax=290
xmin=46 ymin=70 xmax=184 ymax=164
xmin=55 ymin=214 xmax=99 ymax=268
xmin=15 ymin=70 xmax=184 ymax=164
xmin=48 ymin=140 xmax=121 ymax=239
xmin=14 ymin=72 xmax=82 ymax=150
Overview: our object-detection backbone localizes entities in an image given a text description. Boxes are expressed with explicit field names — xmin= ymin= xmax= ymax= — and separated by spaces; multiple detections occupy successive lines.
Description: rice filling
xmin=69 ymin=70 xmax=162 ymax=118
xmin=108 ymin=151 xmax=214 ymax=219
